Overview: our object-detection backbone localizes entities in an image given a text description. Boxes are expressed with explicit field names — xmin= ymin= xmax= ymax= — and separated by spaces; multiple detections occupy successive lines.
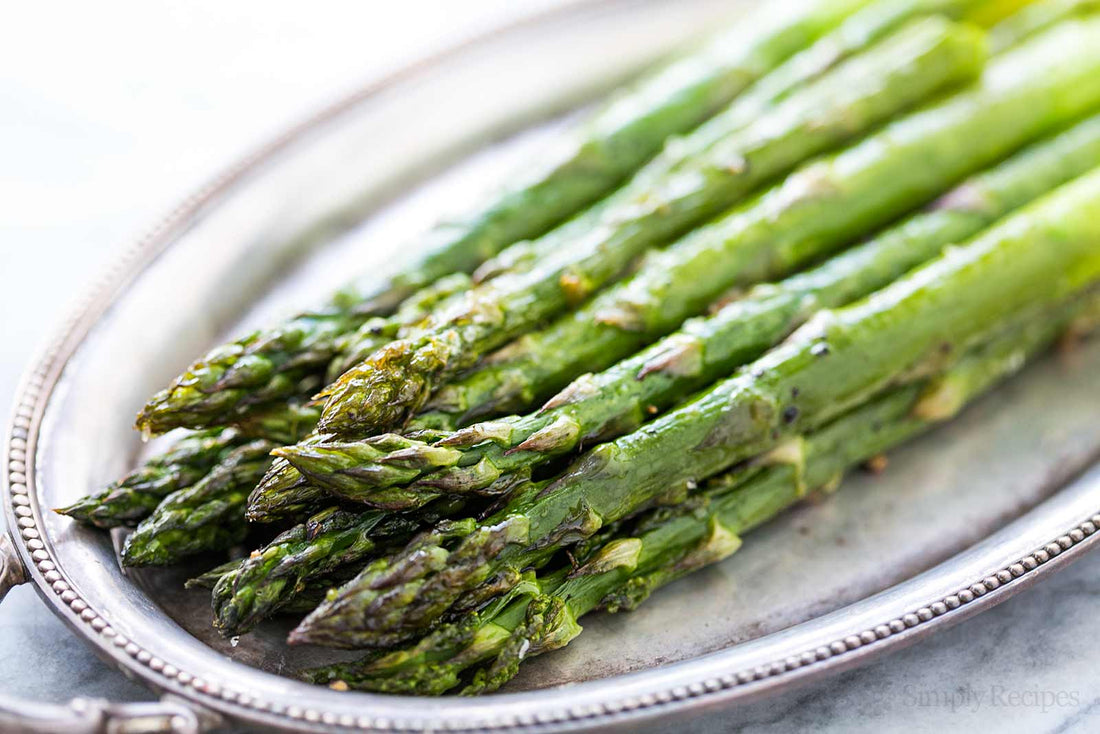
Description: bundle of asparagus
xmin=301 ymin=291 xmax=1100 ymax=693
xmin=205 ymin=111 xmax=1100 ymax=637
xmin=59 ymin=0 xmax=1100 ymax=696
xmin=134 ymin=0 xmax=877 ymax=437
xmin=287 ymin=166 xmax=1100 ymax=649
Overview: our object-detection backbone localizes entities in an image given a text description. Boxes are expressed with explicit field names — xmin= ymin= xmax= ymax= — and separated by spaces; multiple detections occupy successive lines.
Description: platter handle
xmin=0 ymin=534 xmax=222 ymax=733
xmin=0 ymin=533 xmax=28 ymax=600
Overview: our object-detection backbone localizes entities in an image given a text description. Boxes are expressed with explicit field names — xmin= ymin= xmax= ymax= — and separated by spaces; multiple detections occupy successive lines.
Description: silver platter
xmin=4 ymin=1 xmax=1100 ymax=731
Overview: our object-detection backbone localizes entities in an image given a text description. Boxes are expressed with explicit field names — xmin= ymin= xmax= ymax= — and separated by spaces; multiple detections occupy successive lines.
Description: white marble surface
xmin=1 ymin=2 xmax=1099 ymax=731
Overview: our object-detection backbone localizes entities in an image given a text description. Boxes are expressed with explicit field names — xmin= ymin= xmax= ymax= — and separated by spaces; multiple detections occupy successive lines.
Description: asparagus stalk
xmin=324 ymin=274 xmax=472 ymax=383
xmin=247 ymin=4 xmax=1004 ymax=516
xmin=209 ymin=507 xmax=395 ymax=634
xmin=302 ymin=293 xmax=1090 ymax=693
xmin=239 ymin=278 xmax=476 ymax=528
xmin=325 ymin=0 xmax=1001 ymax=391
xmin=414 ymin=14 xmax=1100 ymax=431
xmin=593 ymin=0 xmax=1007 ymax=191
xmin=187 ymin=559 xmax=242 ymax=590
xmin=351 ymin=0 xmax=870 ymax=299
xmin=56 ymin=429 xmax=239 ymax=529
xmin=376 ymin=0 xmax=1082 ymax=435
xmin=245 ymin=424 xmax=449 ymax=523
xmin=120 ymin=439 xmax=280 ymax=566
xmin=134 ymin=0 xmax=870 ymax=437
xmin=134 ymin=267 xmax=472 ymax=438
xmin=989 ymin=0 xmax=1100 ymax=51
xmin=229 ymin=401 xmax=323 ymax=445
xmin=209 ymin=496 xmax=467 ymax=635
xmin=314 ymin=18 xmax=987 ymax=437
xmin=279 ymin=114 xmax=1100 ymax=508
xmin=57 ymin=401 xmax=320 ymax=528
xmin=116 ymin=404 xmax=321 ymax=565
xmin=278 ymin=570 xmax=366 ymax=616
xmin=245 ymin=458 xmax=330 ymax=524
xmin=191 ymin=560 xmax=375 ymax=615
xmin=288 ymin=168 xmax=1100 ymax=648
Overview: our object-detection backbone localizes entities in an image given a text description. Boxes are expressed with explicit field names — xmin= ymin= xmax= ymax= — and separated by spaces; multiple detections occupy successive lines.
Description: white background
xmin=1 ymin=3 xmax=1098 ymax=731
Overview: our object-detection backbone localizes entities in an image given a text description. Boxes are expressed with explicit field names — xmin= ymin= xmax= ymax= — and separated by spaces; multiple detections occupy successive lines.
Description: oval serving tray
xmin=5 ymin=1 xmax=1100 ymax=731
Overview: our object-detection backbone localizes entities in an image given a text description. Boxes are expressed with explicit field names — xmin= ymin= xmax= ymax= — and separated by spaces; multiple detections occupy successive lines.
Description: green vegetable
xmin=299 ymin=288 xmax=1098 ymax=693
xmin=120 ymin=440 xmax=280 ymax=567
xmin=279 ymin=114 xmax=1100 ymax=509
xmin=288 ymin=167 xmax=1100 ymax=648
xmin=210 ymin=507 xmax=397 ymax=634
xmin=340 ymin=0 xmax=872 ymax=305
xmin=325 ymin=274 xmax=472 ymax=383
xmin=989 ymin=0 xmax=1100 ymax=50
xmin=314 ymin=17 xmax=987 ymax=437
xmin=56 ymin=428 xmax=239 ymax=529
xmin=58 ymin=401 xmax=319 ymax=528
xmin=134 ymin=0 xmax=868 ymax=437
xmin=248 ymin=1 xmax=1002 ymax=517
xmin=415 ymin=15 xmax=1100 ymax=429
xmin=209 ymin=496 xmax=467 ymax=635
xmin=244 ymin=457 xmax=329 ymax=524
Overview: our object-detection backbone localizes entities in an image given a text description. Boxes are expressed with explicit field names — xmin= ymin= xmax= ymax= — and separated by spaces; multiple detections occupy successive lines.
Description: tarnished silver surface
xmin=0 ymin=694 xmax=217 ymax=734
xmin=4 ymin=1 xmax=1100 ymax=732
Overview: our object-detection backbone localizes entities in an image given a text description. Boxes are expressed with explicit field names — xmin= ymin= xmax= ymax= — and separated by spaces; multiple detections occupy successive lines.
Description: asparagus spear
xmin=324 ymin=274 xmax=472 ymax=383
xmin=989 ymin=0 xmax=1100 ymax=50
xmin=245 ymin=424 xmax=449 ymax=523
xmin=591 ymin=0 xmax=1008 ymax=191
xmin=279 ymin=114 xmax=1100 ymax=508
xmin=133 ymin=0 xmax=870 ymax=437
xmin=245 ymin=458 xmax=329 ymax=524
xmin=191 ymin=560 xmax=371 ymax=615
xmin=301 ymin=294 xmax=1090 ymax=693
xmin=288 ymin=168 xmax=1100 ymax=648
xmin=186 ymin=558 xmax=242 ymax=590
xmin=236 ymin=279 xmax=475 ymax=527
xmin=56 ymin=429 xmax=239 ymax=529
xmin=355 ymin=0 xmax=1076 ymax=436
xmin=278 ymin=570 xmax=365 ymax=616
xmin=248 ymin=4 xmax=1005 ymax=516
xmin=414 ymin=13 xmax=1100 ymax=431
xmin=348 ymin=0 xmax=870 ymax=301
xmin=120 ymin=439 xmax=279 ymax=566
xmin=209 ymin=507 xmax=395 ymax=634
xmin=134 ymin=267 xmax=473 ymax=438
xmin=229 ymin=400 xmax=323 ymax=445
xmin=57 ymin=401 xmax=320 ymax=528
xmin=314 ymin=18 xmax=988 ymax=437
xmin=209 ymin=496 xmax=468 ymax=635
xmin=324 ymin=0 xmax=990 ymax=389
